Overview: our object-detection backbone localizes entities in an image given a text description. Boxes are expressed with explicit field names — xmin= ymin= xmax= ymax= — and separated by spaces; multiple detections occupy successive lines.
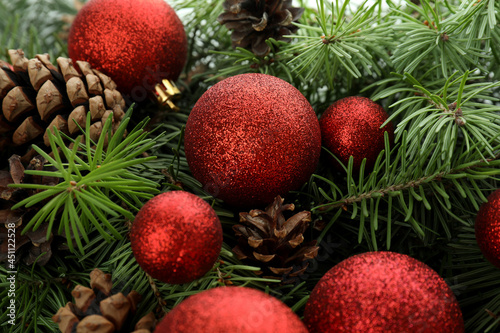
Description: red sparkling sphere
xmin=475 ymin=189 xmax=500 ymax=268
xmin=155 ymin=286 xmax=308 ymax=333
xmin=184 ymin=73 xmax=321 ymax=208
xmin=320 ymin=96 xmax=394 ymax=172
xmin=130 ymin=191 xmax=222 ymax=284
xmin=304 ymin=251 xmax=464 ymax=333
xmin=68 ymin=0 xmax=187 ymax=98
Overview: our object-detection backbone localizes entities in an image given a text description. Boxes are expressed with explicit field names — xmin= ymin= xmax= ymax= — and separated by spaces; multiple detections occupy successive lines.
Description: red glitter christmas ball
xmin=155 ymin=286 xmax=308 ymax=333
xmin=68 ymin=0 xmax=187 ymax=99
xmin=130 ymin=191 xmax=222 ymax=284
xmin=475 ymin=189 xmax=500 ymax=268
xmin=303 ymin=251 xmax=464 ymax=333
xmin=320 ymin=96 xmax=394 ymax=172
xmin=184 ymin=73 xmax=321 ymax=208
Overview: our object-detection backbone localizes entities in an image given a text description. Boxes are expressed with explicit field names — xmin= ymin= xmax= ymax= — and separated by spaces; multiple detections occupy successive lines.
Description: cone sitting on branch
xmin=0 ymin=49 xmax=126 ymax=168
xmin=217 ymin=0 xmax=304 ymax=56
xmin=233 ymin=196 xmax=319 ymax=284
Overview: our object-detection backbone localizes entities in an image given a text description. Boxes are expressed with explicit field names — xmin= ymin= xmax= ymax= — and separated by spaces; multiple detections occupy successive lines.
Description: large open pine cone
xmin=233 ymin=196 xmax=319 ymax=284
xmin=52 ymin=268 xmax=156 ymax=333
xmin=0 ymin=49 xmax=126 ymax=168
xmin=217 ymin=0 xmax=304 ymax=56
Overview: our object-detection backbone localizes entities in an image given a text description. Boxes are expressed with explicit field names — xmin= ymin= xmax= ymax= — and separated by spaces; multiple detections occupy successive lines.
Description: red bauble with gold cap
xmin=304 ymin=251 xmax=464 ymax=333
xmin=155 ymin=286 xmax=308 ymax=333
xmin=475 ymin=189 xmax=500 ymax=268
xmin=184 ymin=73 xmax=321 ymax=208
xmin=68 ymin=0 xmax=187 ymax=100
xmin=130 ymin=191 xmax=222 ymax=284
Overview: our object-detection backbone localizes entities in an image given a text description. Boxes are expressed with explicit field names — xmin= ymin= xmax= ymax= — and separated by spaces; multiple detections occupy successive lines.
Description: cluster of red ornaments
xmin=68 ymin=0 xmax=394 ymax=207
xmin=184 ymin=74 xmax=395 ymax=207
xmin=66 ymin=1 xmax=471 ymax=332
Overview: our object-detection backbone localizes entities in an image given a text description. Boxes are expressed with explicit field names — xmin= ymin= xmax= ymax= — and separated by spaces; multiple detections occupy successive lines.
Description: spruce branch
xmin=311 ymin=128 xmax=500 ymax=248
xmin=170 ymin=0 xmax=230 ymax=83
xmin=0 ymin=254 xmax=86 ymax=332
xmin=283 ymin=0 xmax=394 ymax=87
xmin=446 ymin=226 xmax=500 ymax=333
xmin=171 ymin=0 xmax=225 ymax=38
xmin=99 ymin=240 xmax=284 ymax=317
xmin=315 ymin=148 xmax=500 ymax=212
xmin=0 ymin=0 xmax=76 ymax=55
xmin=4 ymin=0 xmax=499 ymax=331
xmin=209 ymin=42 xmax=286 ymax=79
xmin=371 ymin=71 xmax=500 ymax=165
xmin=9 ymin=109 xmax=162 ymax=254
xmin=390 ymin=0 xmax=493 ymax=76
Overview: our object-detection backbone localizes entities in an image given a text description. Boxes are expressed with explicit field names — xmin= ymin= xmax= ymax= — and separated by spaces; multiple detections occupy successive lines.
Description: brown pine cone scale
xmin=233 ymin=196 xmax=319 ymax=284
xmin=0 ymin=49 xmax=126 ymax=167
xmin=0 ymin=154 xmax=62 ymax=266
xmin=218 ymin=0 xmax=304 ymax=56
xmin=52 ymin=269 xmax=156 ymax=333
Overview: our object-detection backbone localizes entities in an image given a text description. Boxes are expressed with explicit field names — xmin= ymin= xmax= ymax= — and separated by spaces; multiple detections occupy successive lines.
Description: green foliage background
xmin=0 ymin=0 xmax=499 ymax=332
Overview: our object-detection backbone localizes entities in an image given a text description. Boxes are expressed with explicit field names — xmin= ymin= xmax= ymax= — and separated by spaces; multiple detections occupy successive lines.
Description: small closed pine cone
xmin=217 ymin=0 xmax=304 ymax=56
xmin=52 ymin=268 xmax=156 ymax=333
xmin=0 ymin=49 xmax=126 ymax=168
xmin=233 ymin=195 xmax=319 ymax=284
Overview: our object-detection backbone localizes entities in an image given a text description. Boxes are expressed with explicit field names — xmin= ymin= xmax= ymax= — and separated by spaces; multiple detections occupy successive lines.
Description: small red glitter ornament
xmin=475 ymin=189 xmax=500 ymax=268
xmin=68 ymin=0 xmax=187 ymax=99
xmin=304 ymin=251 xmax=464 ymax=333
xmin=154 ymin=286 xmax=308 ymax=333
xmin=130 ymin=191 xmax=222 ymax=284
xmin=320 ymin=96 xmax=394 ymax=172
xmin=184 ymin=73 xmax=321 ymax=208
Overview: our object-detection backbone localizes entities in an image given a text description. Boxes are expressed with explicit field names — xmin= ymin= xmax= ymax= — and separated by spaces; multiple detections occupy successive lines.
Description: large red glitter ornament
xmin=184 ymin=73 xmax=321 ymax=208
xmin=155 ymin=286 xmax=308 ymax=333
xmin=320 ymin=96 xmax=394 ymax=172
xmin=475 ymin=189 xmax=500 ymax=268
xmin=130 ymin=191 xmax=222 ymax=284
xmin=68 ymin=0 xmax=187 ymax=99
xmin=304 ymin=251 xmax=464 ymax=333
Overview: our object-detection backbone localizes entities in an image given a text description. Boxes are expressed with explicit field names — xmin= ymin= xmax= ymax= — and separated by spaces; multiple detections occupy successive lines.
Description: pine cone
xmin=52 ymin=268 xmax=156 ymax=333
xmin=233 ymin=196 xmax=319 ymax=284
xmin=0 ymin=49 xmax=126 ymax=168
xmin=217 ymin=0 xmax=304 ymax=56
xmin=0 ymin=154 xmax=63 ymax=266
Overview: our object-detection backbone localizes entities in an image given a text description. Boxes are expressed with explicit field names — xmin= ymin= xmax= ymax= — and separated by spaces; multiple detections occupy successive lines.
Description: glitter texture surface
xmin=320 ymin=96 xmax=394 ymax=172
xmin=68 ymin=0 xmax=187 ymax=98
xmin=130 ymin=191 xmax=222 ymax=284
xmin=184 ymin=73 xmax=321 ymax=208
xmin=303 ymin=251 xmax=464 ymax=333
xmin=475 ymin=189 xmax=500 ymax=268
xmin=155 ymin=286 xmax=308 ymax=332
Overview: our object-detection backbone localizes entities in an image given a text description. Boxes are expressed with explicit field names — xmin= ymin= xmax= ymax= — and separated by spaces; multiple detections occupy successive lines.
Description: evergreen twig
xmin=9 ymin=109 xmax=162 ymax=254
xmin=2 ymin=0 xmax=500 ymax=331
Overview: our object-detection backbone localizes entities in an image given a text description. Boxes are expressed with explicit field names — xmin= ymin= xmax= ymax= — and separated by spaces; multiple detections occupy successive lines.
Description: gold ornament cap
xmin=155 ymin=79 xmax=181 ymax=111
